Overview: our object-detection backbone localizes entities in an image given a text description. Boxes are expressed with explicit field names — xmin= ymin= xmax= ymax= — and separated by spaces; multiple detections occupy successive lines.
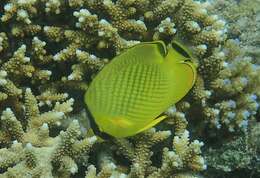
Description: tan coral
xmin=0 ymin=32 xmax=8 ymax=53
xmin=1 ymin=0 xmax=259 ymax=177
xmin=0 ymin=107 xmax=97 ymax=177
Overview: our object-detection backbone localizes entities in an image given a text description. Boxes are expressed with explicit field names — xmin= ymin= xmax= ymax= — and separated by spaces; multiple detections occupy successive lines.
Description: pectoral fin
xmin=136 ymin=115 xmax=167 ymax=134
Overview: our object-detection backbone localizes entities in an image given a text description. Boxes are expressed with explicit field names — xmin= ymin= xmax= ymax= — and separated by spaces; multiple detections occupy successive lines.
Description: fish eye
xmin=171 ymin=41 xmax=191 ymax=58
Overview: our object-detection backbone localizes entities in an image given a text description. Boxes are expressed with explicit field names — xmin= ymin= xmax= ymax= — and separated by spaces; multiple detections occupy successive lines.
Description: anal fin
xmin=136 ymin=115 xmax=167 ymax=134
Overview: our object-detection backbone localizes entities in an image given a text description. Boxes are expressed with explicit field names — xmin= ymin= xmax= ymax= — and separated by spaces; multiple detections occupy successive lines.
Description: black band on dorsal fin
xmin=127 ymin=40 xmax=168 ymax=57
xmin=171 ymin=41 xmax=191 ymax=59
xmin=153 ymin=40 xmax=168 ymax=57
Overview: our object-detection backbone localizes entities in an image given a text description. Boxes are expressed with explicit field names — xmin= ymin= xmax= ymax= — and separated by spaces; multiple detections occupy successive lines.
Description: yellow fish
xmin=84 ymin=41 xmax=196 ymax=138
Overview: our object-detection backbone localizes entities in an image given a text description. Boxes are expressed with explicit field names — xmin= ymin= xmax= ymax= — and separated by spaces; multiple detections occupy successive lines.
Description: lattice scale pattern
xmin=87 ymin=58 xmax=171 ymax=121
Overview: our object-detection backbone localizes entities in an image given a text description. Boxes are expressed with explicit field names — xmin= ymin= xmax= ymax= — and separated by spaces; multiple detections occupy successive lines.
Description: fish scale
xmin=93 ymin=62 xmax=169 ymax=118
xmin=88 ymin=59 xmax=169 ymax=119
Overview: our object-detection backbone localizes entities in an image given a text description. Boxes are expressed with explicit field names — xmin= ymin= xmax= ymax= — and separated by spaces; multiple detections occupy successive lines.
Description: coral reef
xmin=201 ymin=1 xmax=260 ymax=176
xmin=0 ymin=0 xmax=259 ymax=177
xmin=208 ymin=0 xmax=260 ymax=59
xmin=0 ymin=89 xmax=97 ymax=177
xmin=204 ymin=122 xmax=260 ymax=177
xmin=84 ymin=129 xmax=205 ymax=178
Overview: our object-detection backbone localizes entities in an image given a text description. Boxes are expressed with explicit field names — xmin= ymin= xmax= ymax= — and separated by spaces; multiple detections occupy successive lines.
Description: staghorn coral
xmin=0 ymin=0 xmax=259 ymax=177
xmin=84 ymin=129 xmax=206 ymax=178
xmin=147 ymin=130 xmax=206 ymax=178
xmin=0 ymin=89 xmax=97 ymax=177
xmin=208 ymin=0 xmax=260 ymax=59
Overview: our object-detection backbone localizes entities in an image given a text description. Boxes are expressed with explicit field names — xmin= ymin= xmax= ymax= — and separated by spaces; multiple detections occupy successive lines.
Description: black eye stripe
xmin=171 ymin=42 xmax=191 ymax=58
xmin=84 ymin=103 xmax=113 ymax=140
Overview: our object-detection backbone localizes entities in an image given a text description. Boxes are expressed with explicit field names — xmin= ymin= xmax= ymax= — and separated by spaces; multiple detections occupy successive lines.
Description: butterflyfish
xmin=84 ymin=40 xmax=197 ymax=138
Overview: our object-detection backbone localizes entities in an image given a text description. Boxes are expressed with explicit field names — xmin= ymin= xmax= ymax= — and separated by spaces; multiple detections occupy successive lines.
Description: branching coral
xmin=83 ymin=129 xmax=205 ymax=178
xmin=148 ymin=130 xmax=206 ymax=177
xmin=0 ymin=89 xmax=97 ymax=177
xmin=0 ymin=0 xmax=259 ymax=177
xmin=208 ymin=0 xmax=260 ymax=59
xmin=197 ymin=0 xmax=260 ymax=132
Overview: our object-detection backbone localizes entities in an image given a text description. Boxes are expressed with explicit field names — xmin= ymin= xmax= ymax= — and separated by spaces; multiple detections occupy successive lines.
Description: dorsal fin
xmin=170 ymin=40 xmax=194 ymax=59
xmin=123 ymin=40 xmax=168 ymax=58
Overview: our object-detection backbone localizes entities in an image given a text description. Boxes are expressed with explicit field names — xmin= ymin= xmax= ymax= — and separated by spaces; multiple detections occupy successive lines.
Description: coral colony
xmin=0 ymin=0 xmax=259 ymax=177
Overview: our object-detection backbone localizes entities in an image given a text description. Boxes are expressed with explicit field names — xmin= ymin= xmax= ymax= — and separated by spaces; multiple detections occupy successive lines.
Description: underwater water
xmin=0 ymin=0 xmax=259 ymax=177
